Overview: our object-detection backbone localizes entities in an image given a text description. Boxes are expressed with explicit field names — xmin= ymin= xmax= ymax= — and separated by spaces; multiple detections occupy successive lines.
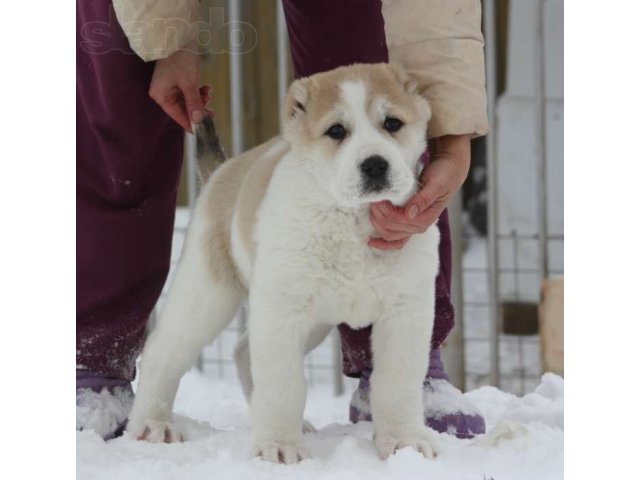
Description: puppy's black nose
xmin=360 ymin=155 xmax=389 ymax=180
xmin=360 ymin=155 xmax=390 ymax=193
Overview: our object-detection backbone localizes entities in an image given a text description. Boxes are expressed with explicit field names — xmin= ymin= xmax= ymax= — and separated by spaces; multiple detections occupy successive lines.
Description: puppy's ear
xmin=388 ymin=62 xmax=431 ymax=125
xmin=282 ymin=78 xmax=310 ymax=130
xmin=389 ymin=62 xmax=418 ymax=95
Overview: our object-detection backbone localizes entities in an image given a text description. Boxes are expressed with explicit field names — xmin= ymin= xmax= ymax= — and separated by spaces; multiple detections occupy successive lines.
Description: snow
xmin=76 ymin=386 xmax=133 ymax=439
xmin=423 ymin=378 xmax=483 ymax=416
xmin=77 ymin=371 xmax=563 ymax=479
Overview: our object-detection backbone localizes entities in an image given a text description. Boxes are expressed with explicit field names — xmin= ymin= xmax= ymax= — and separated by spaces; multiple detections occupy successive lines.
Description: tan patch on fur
xmin=283 ymin=63 xmax=429 ymax=144
xmin=198 ymin=137 xmax=285 ymax=290
xmin=234 ymin=141 xmax=288 ymax=277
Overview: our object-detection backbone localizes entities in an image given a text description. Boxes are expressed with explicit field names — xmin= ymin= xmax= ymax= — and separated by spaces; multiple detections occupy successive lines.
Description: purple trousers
xmin=76 ymin=0 xmax=183 ymax=381
xmin=283 ymin=0 xmax=455 ymax=378
xmin=76 ymin=0 xmax=454 ymax=382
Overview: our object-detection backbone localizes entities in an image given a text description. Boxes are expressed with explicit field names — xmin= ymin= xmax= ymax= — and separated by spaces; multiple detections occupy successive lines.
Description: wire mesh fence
xmin=461 ymin=224 xmax=563 ymax=394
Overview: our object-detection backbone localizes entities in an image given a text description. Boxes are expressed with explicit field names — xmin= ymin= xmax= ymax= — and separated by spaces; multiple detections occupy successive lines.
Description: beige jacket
xmin=382 ymin=0 xmax=488 ymax=137
xmin=112 ymin=0 xmax=200 ymax=62
xmin=114 ymin=0 xmax=488 ymax=138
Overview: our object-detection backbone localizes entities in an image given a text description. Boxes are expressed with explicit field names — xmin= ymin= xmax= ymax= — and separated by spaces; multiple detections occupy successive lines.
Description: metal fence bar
xmin=483 ymin=0 xmax=501 ymax=387
xmin=332 ymin=331 xmax=344 ymax=396
xmin=185 ymin=134 xmax=198 ymax=208
xmin=443 ymin=192 xmax=466 ymax=389
xmin=228 ymin=0 xmax=246 ymax=340
xmin=228 ymin=0 xmax=244 ymax=157
xmin=276 ymin=0 xmax=288 ymax=122
xmin=535 ymin=0 xmax=549 ymax=281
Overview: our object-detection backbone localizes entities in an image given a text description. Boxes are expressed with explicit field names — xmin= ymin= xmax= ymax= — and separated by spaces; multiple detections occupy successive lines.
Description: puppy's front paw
xmin=128 ymin=419 xmax=186 ymax=443
xmin=254 ymin=442 xmax=310 ymax=464
xmin=374 ymin=428 xmax=437 ymax=460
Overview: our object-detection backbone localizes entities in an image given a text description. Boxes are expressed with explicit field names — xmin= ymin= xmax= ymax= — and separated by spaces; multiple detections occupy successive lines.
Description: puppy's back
xmin=195 ymin=136 xmax=289 ymax=288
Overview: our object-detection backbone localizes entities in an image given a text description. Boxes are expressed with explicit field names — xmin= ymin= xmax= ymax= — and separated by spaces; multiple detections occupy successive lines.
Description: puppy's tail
xmin=194 ymin=114 xmax=227 ymax=184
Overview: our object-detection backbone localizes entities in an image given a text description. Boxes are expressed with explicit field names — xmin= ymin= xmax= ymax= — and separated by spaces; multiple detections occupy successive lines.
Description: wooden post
xmin=539 ymin=277 xmax=564 ymax=375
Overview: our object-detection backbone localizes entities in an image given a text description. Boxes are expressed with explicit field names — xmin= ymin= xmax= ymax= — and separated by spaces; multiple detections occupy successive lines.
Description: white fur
xmin=128 ymin=68 xmax=440 ymax=463
xmin=247 ymin=152 xmax=439 ymax=461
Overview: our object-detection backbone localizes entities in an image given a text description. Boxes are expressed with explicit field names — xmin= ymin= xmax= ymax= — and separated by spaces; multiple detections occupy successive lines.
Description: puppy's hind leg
xmin=233 ymin=329 xmax=253 ymax=402
xmin=128 ymin=225 xmax=243 ymax=443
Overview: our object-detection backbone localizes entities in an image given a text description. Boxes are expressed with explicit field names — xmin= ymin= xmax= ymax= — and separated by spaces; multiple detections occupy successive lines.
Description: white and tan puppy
xmin=127 ymin=63 xmax=440 ymax=463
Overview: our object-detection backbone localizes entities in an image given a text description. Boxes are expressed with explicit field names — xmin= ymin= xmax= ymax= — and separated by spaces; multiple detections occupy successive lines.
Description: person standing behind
xmin=76 ymin=0 xmax=209 ymax=438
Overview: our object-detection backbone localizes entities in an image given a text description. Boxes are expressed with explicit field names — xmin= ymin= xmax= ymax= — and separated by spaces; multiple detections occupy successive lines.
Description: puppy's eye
xmin=326 ymin=124 xmax=347 ymax=140
xmin=383 ymin=117 xmax=403 ymax=133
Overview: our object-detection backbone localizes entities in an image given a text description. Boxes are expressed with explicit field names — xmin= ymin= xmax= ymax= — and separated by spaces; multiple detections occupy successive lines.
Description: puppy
xmin=127 ymin=63 xmax=440 ymax=463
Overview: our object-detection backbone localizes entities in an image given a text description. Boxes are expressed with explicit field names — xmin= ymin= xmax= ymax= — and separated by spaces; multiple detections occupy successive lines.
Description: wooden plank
xmin=253 ymin=0 xmax=280 ymax=142
xmin=539 ymin=277 xmax=564 ymax=375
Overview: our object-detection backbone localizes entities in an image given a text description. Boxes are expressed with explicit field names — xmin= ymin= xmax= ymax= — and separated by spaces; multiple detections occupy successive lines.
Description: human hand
xmin=149 ymin=48 xmax=211 ymax=132
xmin=368 ymin=135 xmax=471 ymax=251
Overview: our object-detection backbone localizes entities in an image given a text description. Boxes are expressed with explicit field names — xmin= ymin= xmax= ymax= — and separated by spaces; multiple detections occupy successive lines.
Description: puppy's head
xmin=282 ymin=63 xmax=431 ymax=207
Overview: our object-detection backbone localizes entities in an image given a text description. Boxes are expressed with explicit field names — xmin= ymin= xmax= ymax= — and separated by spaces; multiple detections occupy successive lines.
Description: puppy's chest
xmin=302 ymin=210 xmax=400 ymax=327
xmin=306 ymin=210 xmax=379 ymax=278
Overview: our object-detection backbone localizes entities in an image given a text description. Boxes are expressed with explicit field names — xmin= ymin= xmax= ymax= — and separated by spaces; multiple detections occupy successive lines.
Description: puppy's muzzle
xmin=360 ymin=155 xmax=390 ymax=193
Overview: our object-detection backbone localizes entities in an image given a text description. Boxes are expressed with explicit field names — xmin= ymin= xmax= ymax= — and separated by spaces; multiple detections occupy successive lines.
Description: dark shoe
xmin=349 ymin=349 xmax=486 ymax=439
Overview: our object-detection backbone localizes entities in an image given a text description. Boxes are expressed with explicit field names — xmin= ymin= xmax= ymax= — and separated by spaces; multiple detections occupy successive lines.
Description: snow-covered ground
xmin=77 ymin=370 xmax=563 ymax=480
